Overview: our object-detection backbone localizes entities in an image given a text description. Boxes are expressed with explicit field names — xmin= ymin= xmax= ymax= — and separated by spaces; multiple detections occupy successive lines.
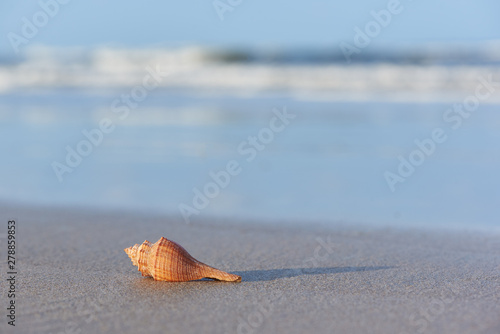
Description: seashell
xmin=124 ymin=237 xmax=241 ymax=282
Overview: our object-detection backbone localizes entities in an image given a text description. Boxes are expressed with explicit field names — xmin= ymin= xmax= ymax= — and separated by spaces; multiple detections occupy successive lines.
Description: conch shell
xmin=124 ymin=237 xmax=241 ymax=282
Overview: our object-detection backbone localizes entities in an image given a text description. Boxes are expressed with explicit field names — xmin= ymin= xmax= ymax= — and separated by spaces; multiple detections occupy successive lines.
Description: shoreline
xmin=1 ymin=200 xmax=499 ymax=236
xmin=0 ymin=203 xmax=499 ymax=333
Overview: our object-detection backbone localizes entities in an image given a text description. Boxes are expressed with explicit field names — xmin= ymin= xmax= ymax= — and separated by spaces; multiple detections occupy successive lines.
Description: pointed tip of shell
xmin=215 ymin=272 xmax=242 ymax=282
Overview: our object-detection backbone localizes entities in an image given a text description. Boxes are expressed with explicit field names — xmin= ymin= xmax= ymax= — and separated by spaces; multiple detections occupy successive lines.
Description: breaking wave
xmin=1 ymin=44 xmax=500 ymax=101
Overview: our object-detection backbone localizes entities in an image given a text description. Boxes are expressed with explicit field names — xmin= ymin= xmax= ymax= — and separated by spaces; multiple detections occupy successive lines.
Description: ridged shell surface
xmin=124 ymin=237 xmax=241 ymax=282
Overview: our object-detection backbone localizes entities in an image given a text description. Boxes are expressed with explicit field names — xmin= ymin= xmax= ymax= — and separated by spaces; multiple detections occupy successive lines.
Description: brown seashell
xmin=124 ymin=237 xmax=241 ymax=282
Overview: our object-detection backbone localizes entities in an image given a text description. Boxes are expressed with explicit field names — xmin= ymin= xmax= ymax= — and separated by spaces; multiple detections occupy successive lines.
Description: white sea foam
xmin=1 ymin=45 xmax=499 ymax=101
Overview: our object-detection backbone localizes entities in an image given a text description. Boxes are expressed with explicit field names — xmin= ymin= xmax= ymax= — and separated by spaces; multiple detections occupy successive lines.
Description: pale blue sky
xmin=1 ymin=0 xmax=500 ymax=55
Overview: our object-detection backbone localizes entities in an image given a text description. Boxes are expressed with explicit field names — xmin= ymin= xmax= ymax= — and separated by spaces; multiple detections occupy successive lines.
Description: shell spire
xmin=124 ymin=237 xmax=241 ymax=282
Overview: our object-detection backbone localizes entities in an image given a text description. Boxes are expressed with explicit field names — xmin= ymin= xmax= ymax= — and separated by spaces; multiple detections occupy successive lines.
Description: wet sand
xmin=0 ymin=204 xmax=499 ymax=334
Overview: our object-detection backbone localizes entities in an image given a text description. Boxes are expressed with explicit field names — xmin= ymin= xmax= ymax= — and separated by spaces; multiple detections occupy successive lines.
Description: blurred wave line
xmin=1 ymin=45 xmax=500 ymax=101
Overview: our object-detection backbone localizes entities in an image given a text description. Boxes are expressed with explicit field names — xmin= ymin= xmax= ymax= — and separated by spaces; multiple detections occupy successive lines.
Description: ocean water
xmin=1 ymin=47 xmax=499 ymax=231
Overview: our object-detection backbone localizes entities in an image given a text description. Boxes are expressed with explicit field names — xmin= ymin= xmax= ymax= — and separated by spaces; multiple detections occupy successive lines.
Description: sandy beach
xmin=0 ymin=204 xmax=498 ymax=334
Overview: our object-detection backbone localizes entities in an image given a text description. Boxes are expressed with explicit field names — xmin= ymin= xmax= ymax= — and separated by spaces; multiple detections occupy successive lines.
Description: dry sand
xmin=0 ymin=204 xmax=499 ymax=334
